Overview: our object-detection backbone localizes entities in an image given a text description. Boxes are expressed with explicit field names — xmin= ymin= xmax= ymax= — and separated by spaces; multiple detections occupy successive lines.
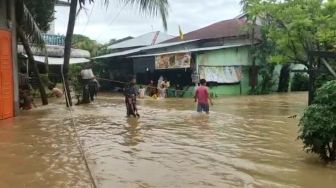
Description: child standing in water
xmin=194 ymin=79 xmax=213 ymax=114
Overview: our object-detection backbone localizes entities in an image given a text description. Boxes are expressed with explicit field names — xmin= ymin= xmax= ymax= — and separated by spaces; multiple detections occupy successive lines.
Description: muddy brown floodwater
xmin=1 ymin=92 xmax=336 ymax=188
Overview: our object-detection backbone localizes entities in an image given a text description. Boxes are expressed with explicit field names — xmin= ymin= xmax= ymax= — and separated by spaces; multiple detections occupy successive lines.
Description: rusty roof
xmin=164 ymin=18 xmax=251 ymax=43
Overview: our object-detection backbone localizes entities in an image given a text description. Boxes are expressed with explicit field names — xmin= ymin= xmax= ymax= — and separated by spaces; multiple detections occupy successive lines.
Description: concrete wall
xmin=0 ymin=0 xmax=18 ymax=116
xmin=0 ymin=0 xmax=8 ymax=28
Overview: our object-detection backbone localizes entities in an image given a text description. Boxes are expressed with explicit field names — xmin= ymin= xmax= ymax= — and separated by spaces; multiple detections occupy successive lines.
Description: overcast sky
xmin=54 ymin=0 xmax=242 ymax=43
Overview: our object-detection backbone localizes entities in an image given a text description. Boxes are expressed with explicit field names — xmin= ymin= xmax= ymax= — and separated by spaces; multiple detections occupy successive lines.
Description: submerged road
xmin=1 ymin=92 xmax=336 ymax=188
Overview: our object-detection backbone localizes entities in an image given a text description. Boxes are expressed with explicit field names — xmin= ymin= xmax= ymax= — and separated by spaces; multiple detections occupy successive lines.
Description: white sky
xmin=54 ymin=0 xmax=243 ymax=43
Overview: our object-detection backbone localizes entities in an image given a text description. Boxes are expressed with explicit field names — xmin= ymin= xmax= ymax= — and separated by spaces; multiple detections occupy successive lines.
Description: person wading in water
xmin=194 ymin=79 xmax=213 ymax=114
xmin=124 ymin=78 xmax=140 ymax=117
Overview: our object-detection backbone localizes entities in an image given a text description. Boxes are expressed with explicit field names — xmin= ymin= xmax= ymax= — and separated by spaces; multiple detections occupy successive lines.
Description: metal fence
xmin=42 ymin=33 xmax=65 ymax=46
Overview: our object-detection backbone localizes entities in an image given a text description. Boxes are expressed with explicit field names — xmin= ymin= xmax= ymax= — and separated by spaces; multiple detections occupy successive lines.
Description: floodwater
xmin=1 ymin=92 xmax=336 ymax=188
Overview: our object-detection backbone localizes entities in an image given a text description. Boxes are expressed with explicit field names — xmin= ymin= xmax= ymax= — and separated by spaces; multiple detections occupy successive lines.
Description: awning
xmin=22 ymin=55 xmax=90 ymax=65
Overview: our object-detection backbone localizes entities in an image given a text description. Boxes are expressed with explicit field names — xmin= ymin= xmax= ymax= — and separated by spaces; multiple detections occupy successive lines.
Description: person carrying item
xmin=147 ymin=80 xmax=157 ymax=97
xmin=124 ymin=78 xmax=140 ymax=117
xmin=194 ymin=79 xmax=213 ymax=114
xmin=80 ymin=64 xmax=95 ymax=103
xmin=88 ymin=77 xmax=100 ymax=102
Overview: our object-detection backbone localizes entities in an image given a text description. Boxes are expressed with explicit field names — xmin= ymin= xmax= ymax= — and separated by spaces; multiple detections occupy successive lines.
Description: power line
xmin=94 ymin=3 xmax=129 ymax=42
xmin=60 ymin=65 xmax=98 ymax=188
xmin=81 ymin=3 xmax=96 ymax=34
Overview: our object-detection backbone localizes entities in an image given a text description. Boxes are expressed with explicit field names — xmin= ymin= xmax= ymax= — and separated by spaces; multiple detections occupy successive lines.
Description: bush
xmin=298 ymin=80 xmax=336 ymax=161
xmin=291 ymin=73 xmax=309 ymax=91
xmin=250 ymin=64 xmax=275 ymax=95
xmin=315 ymin=73 xmax=335 ymax=90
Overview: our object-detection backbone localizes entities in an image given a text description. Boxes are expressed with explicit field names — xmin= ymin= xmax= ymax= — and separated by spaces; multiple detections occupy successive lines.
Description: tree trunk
xmin=17 ymin=26 xmax=48 ymax=105
xmin=250 ymin=18 xmax=257 ymax=91
xmin=308 ymin=55 xmax=316 ymax=105
xmin=308 ymin=66 xmax=316 ymax=105
xmin=278 ymin=64 xmax=290 ymax=92
xmin=62 ymin=0 xmax=78 ymax=107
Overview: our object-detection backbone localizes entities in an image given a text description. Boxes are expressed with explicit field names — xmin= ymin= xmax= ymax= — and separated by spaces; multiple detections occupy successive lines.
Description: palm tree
xmin=62 ymin=0 xmax=169 ymax=106
xmin=16 ymin=0 xmax=49 ymax=105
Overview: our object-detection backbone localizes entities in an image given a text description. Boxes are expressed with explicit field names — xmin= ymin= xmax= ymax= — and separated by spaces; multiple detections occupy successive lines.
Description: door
xmin=0 ymin=29 xmax=13 ymax=120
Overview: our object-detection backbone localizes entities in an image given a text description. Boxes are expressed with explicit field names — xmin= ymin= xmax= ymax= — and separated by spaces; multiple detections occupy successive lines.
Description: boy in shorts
xmin=194 ymin=79 xmax=213 ymax=114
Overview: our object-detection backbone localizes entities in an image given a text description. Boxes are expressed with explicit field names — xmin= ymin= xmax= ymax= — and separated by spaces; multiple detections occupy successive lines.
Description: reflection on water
xmin=1 ymin=92 xmax=336 ymax=188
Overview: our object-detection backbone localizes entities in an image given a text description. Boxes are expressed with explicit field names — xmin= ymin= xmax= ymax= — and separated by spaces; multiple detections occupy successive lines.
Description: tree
xmin=16 ymin=0 xmax=49 ymax=105
xmin=62 ymin=0 xmax=169 ymax=106
xmin=298 ymin=80 xmax=336 ymax=161
xmin=24 ymin=0 xmax=56 ymax=32
xmin=241 ymin=0 xmax=336 ymax=104
xmin=72 ymin=34 xmax=102 ymax=57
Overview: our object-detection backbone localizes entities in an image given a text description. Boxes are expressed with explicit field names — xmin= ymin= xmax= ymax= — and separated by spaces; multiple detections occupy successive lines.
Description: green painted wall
xmin=197 ymin=46 xmax=250 ymax=67
xmin=194 ymin=47 xmax=252 ymax=96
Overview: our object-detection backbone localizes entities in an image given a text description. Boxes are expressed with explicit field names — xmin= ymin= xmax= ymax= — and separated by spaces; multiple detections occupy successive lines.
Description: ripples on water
xmin=1 ymin=93 xmax=336 ymax=188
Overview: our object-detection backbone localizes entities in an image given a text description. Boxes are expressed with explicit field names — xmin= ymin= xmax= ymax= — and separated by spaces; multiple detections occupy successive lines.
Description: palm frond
xmin=21 ymin=3 xmax=46 ymax=48
xmin=117 ymin=0 xmax=168 ymax=30
xmin=76 ymin=0 xmax=168 ymax=30
xmin=17 ymin=1 xmax=49 ymax=68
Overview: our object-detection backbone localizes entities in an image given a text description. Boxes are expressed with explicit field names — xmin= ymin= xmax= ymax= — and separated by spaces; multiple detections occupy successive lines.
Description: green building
xmin=94 ymin=15 xmax=261 ymax=97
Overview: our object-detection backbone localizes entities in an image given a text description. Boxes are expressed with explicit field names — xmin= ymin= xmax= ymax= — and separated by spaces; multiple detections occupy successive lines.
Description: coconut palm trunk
xmin=62 ymin=0 xmax=78 ymax=107
xmin=17 ymin=26 xmax=48 ymax=105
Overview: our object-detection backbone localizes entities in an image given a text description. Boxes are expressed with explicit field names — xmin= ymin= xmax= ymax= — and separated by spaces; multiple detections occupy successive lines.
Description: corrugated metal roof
xmin=23 ymin=55 xmax=90 ymax=65
xmin=18 ymin=45 xmax=90 ymax=58
xmin=129 ymin=43 xmax=251 ymax=58
xmin=92 ymin=48 xmax=142 ymax=59
xmin=93 ymin=40 xmax=199 ymax=59
xmin=163 ymin=18 xmax=252 ymax=43
xmin=107 ymin=31 xmax=174 ymax=50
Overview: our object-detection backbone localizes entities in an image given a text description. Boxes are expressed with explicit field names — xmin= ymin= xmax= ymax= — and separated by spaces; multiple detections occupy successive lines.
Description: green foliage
xmin=291 ymin=73 xmax=309 ymax=91
xmin=298 ymin=80 xmax=336 ymax=161
xmin=250 ymin=64 xmax=276 ymax=94
xmin=72 ymin=34 xmax=103 ymax=57
xmin=16 ymin=1 xmax=47 ymax=49
xmin=69 ymin=64 xmax=84 ymax=94
xmin=241 ymin=0 xmax=336 ymax=65
xmin=315 ymin=73 xmax=335 ymax=89
xmin=314 ymin=80 xmax=336 ymax=108
xmin=24 ymin=0 xmax=55 ymax=32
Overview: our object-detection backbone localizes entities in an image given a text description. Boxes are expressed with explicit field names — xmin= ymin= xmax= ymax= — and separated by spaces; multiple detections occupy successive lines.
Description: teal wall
xmin=194 ymin=46 xmax=252 ymax=96
xmin=197 ymin=46 xmax=250 ymax=67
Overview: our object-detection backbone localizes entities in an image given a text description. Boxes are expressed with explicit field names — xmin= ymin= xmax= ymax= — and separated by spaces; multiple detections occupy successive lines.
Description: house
xmin=93 ymin=31 xmax=175 ymax=86
xmin=0 ymin=0 xmax=17 ymax=120
xmin=94 ymin=16 xmax=261 ymax=97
